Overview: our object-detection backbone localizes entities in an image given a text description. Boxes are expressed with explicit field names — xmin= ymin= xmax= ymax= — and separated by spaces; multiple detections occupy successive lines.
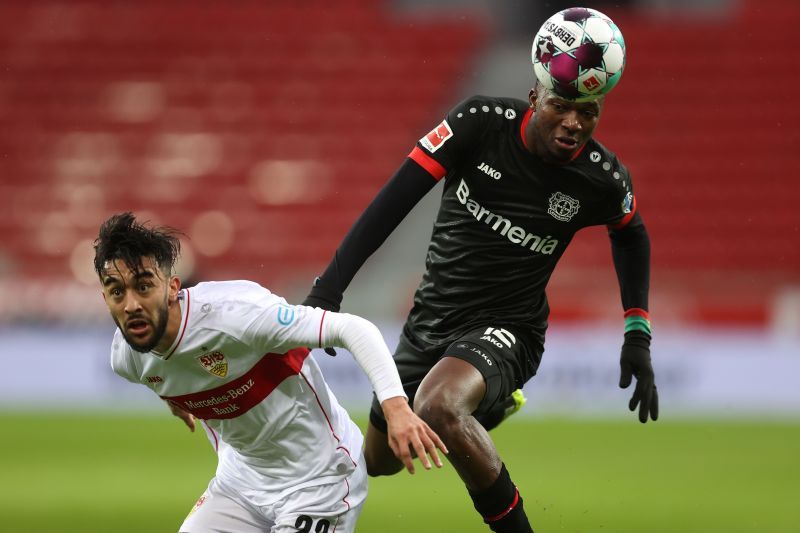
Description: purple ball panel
xmin=563 ymin=8 xmax=591 ymax=23
xmin=574 ymin=42 xmax=604 ymax=69
xmin=550 ymin=54 xmax=579 ymax=83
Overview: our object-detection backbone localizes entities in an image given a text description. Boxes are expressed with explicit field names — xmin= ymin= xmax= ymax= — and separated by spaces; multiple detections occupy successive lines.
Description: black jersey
xmin=405 ymin=95 xmax=636 ymax=346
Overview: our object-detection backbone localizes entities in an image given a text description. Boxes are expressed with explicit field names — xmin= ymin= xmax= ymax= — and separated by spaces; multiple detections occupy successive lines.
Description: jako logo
xmin=457 ymin=179 xmax=558 ymax=255
xmin=480 ymin=327 xmax=516 ymax=349
xmin=146 ymin=376 xmax=163 ymax=383
xmin=469 ymin=346 xmax=493 ymax=366
xmin=477 ymin=162 xmax=502 ymax=180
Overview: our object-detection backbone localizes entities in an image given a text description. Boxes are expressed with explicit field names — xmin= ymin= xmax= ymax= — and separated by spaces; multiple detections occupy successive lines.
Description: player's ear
xmin=168 ymin=276 xmax=181 ymax=302
xmin=528 ymin=88 xmax=537 ymax=109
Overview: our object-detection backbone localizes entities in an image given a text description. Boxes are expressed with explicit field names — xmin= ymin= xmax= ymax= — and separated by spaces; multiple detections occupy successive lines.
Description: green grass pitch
xmin=1 ymin=413 xmax=797 ymax=532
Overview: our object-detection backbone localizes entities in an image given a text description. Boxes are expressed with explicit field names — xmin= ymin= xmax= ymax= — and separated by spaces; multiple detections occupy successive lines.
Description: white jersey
xmin=110 ymin=280 xmax=401 ymax=506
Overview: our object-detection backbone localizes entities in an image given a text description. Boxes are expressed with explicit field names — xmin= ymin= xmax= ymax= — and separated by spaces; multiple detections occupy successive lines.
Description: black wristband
xmin=302 ymin=277 xmax=343 ymax=312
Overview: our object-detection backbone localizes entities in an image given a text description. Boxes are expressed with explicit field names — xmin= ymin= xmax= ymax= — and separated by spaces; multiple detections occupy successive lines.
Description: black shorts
xmin=369 ymin=324 xmax=544 ymax=433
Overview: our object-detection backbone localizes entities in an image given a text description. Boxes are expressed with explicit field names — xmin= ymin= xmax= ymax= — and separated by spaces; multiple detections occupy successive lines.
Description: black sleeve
xmin=608 ymin=211 xmax=650 ymax=311
xmin=314 ymin=158 xmax=438 ymax=302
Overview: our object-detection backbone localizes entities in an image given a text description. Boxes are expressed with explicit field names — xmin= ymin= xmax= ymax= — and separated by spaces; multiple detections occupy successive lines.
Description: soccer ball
xmin=532 ymin=7 xmax=626 ymax=102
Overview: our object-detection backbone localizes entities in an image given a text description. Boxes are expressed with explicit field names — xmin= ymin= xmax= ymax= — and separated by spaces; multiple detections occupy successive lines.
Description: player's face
xmin=100 ymin=257 xmax=180 ymax=353
xmin=527 ymin=89 xmax=603 ymax=164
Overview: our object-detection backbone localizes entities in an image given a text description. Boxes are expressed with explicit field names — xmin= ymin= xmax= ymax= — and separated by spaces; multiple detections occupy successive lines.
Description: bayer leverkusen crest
xmin=196 ymin=351 xmax=228 ymax=378
xmin=547 ymin=191 xmax=580 ymax=222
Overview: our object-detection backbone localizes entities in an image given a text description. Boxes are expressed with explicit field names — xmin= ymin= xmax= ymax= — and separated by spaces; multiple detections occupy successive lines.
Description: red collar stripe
xmin=519 ymin=108 xmax=533 ymax=150
xmin=165 ymin=289 xmax=191 ymax=359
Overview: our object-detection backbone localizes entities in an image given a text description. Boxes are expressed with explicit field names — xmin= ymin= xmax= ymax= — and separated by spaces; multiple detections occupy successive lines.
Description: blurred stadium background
xmin=1 ymin=0 xmax=798 ymax=531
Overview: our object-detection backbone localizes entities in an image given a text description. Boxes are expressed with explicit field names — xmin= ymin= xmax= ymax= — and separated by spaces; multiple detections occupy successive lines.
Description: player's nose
xmin=123 ymin=291 xmax=143 ymax=313
xmin=561 ymin=111 xmax=582 ymax=132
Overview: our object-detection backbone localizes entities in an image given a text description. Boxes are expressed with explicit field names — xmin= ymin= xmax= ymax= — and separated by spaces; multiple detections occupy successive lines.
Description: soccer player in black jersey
xmin=304 ymin=74 xmax=657 ymax=533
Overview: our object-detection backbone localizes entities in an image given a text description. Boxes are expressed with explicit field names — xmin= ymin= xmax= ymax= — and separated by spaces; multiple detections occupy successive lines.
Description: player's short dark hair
xmin=93 ymin=212 xmax=182 ymax=277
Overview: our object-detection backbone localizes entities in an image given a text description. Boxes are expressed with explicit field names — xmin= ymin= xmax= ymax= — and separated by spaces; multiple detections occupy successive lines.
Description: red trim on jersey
xmin=330 ymin=474 xmax=350 ymax=532
xmin=161 ymin=348 xmax=310 ymax=420
xmin=201 ymin=420 xmax=219 ymax=452
xmin=484 ymin=487 xmax=521 ymax=523
xmin=571 ymin=142 xmax=587 ymax=161
xmin=519 ymin=108 xmax=533 ymax=150
xmin=318 ymin=310 xmax=327 ymax=348
xmin=165 ymin=289 xmax=191 ymax=360
xmin=300 ymin=371 xmax=358 ymax=468
xmin=408 ymin=146 xmax=447 ymax=181
xmin=608 ymin=195 xmax=637 ymax=230
xmin=624 ymin=308 xmax=650 ymax=320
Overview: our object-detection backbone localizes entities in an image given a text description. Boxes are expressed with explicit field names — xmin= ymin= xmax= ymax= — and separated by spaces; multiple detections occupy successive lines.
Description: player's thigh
xmin=271 ymin=461 xmax=367 ymax=533
xmin=441 ymin=324 xmax=542 ymax=416
xmin=415 ymin=355 xmax=487 ymax=414
xmin=179 ymin=480 xmax=267 ymax=533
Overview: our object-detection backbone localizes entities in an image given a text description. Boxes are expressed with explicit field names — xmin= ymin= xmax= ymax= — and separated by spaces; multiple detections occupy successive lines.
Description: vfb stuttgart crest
xmin=547 ymin=192 xmax=580 ymax=222
xmin=197 ymin=351 xmax=228 ymax=378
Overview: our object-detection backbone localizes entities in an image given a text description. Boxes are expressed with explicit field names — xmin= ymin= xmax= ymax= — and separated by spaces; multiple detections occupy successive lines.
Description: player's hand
xmin=619 ymin=330 xmax=659 ymax=423
xmin=166 ymin=400 xmax=196 ymax=432
xmin=302 ymin=277 xmax=344 ymax=356
xmin=381 ymin=396 xmax=448 ymax=474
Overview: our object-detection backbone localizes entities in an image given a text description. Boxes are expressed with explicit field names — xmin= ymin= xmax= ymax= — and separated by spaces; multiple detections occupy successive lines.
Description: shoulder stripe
xmin=409 ymin=146 xmax=447 ymax=181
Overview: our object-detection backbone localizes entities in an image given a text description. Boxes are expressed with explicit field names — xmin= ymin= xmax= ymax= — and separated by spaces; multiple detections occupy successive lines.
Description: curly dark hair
xmin=93 ymin=212 xmax=182 ymax=277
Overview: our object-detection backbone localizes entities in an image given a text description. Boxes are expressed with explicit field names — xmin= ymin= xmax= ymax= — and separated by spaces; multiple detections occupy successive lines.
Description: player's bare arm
xmin=166 ymin=400 xmax=196 ymax=432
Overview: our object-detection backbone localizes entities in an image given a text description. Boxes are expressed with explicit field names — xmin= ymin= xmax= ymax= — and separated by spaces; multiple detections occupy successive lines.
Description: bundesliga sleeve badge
xmin=621 ymin=191 xmax=633 ymax=214
xmin=420 ymin=120 xmax=453 ymax=153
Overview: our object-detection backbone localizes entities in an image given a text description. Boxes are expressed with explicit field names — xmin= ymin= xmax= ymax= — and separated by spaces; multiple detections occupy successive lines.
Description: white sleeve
xmin=242 ymin=299 xmax=328 ymax=352
xmin=319 ymin=311 xmax=406 ymax=404
xmin=242 ymin=298 xmax=405 ymax=404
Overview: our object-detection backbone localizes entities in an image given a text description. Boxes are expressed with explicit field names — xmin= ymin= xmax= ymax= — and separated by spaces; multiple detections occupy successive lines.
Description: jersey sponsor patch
xmin=277 ymin=304 xmax=296 ymax=326
xmin=547 ymin=192 xmax=580 ymax=222
xmin=197 ymin=351 xmax=229 ymax=378
xmin=165 ymin=348 xmax=309 ymax=420
xmin=420 ymin=120 xmax=453 ymax=153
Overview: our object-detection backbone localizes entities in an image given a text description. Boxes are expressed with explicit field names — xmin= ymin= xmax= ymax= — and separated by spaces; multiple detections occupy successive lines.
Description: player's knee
xmin=413 ymin=391 xmax=463 ymax=436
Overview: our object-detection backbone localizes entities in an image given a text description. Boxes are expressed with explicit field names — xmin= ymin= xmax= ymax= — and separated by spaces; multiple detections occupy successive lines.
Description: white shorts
xmin=179 ymin=460 xmax=367 ymax=533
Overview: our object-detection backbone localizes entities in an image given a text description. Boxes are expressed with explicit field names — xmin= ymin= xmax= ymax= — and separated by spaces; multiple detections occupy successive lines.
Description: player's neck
xmin=154 ymin=297 xmax=183 ymax=353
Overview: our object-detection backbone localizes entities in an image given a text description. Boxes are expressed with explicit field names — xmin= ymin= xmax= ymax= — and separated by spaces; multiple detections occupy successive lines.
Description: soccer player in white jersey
xmin=93 ymin=213 xmax=447 ymax=533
